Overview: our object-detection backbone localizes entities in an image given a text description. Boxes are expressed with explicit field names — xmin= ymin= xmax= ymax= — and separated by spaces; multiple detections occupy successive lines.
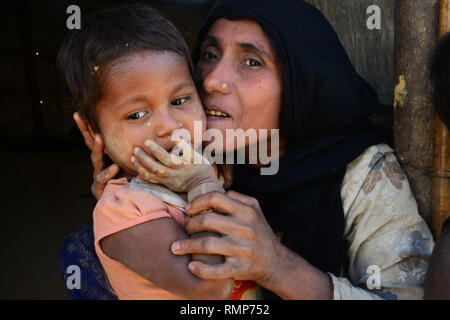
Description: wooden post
xmin=432 ymin=0 xmax=450 ymax=237
xmin=394 ymin=0 xmax=439 ymax=228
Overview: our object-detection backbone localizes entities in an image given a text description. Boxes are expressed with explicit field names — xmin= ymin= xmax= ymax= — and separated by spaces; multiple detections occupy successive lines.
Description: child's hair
xmin=57 ymin=3 xmax=193 ymax=132
xmin=430 ymin=32 xmax=450 ymax=129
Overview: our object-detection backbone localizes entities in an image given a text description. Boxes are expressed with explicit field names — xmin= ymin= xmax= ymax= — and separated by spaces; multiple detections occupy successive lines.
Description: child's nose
xmin=153 ymin=110 xmax=182 ymax=138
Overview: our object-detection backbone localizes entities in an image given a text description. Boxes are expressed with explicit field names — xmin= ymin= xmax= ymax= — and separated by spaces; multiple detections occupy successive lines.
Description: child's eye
xmin=172 ymin=97 xmax=190 ymax=106
xmin=244 ymin=58 xmax=261 ymax=67
xmin=127 ymin=110 xmax=148 ymax=120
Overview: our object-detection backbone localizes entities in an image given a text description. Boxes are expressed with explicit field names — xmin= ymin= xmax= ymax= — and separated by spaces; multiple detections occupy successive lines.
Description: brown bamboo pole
xmin=432 ymin=0 xmax=450 ymax=238
xmin=394 ymin=1 xmax=439 ymax=228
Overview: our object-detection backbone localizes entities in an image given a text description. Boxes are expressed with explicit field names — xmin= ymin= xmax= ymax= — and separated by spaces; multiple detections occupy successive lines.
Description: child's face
xmin=94 ymin=51 xmax=206 ymax=174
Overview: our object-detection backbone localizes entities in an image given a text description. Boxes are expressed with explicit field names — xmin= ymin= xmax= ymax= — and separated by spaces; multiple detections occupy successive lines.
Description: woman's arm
xmin=101 ymin=217 xmax=234 ymax=300
xmin=170 ymin=191 xmax=333 ymax=299
xmin=170 ymin=147 xmax=435 ymax=300
xmin=331 ymin=147 xmax=434 ymax=300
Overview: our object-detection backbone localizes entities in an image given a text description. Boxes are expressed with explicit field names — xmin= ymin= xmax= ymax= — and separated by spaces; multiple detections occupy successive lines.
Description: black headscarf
xmin=192 ymin=0 xmax=386 ymax=280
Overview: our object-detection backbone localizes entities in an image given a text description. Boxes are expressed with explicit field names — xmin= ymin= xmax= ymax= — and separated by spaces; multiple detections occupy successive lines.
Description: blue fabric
xmin=60 ymin=224 xmax=117 ymax=300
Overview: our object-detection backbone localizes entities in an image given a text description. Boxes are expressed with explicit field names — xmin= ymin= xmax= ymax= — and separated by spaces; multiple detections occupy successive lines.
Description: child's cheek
xmin=103 ymin=134 xmax=132 ymax=170
xmin=194 ymin=103 xmax=207 ymax=131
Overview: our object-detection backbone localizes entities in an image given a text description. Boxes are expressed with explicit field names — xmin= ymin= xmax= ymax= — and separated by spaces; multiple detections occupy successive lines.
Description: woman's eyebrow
xmin=237 ymin=42 xmax=273 ymax=62
xmin=203 ymin=35 xmax=219 ymax=45
xmin=203 ymin=35 xmax=273 ymax=62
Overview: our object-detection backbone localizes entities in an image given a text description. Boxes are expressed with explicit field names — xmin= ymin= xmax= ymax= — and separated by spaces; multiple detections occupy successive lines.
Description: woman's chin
xmin=206 ymin=116 xmax=235 ymax=135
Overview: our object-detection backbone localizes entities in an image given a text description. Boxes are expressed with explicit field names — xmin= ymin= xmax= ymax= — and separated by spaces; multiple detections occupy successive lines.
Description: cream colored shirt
xmin=329 ymin=144 xmax=434 ymax=300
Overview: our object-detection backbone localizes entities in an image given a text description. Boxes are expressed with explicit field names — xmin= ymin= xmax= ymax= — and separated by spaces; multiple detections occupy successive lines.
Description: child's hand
xmin=131 ymin=139 xmax=224 ymax=201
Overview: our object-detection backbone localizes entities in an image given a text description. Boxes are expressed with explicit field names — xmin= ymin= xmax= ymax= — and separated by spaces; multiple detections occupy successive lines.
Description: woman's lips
xmin=204 ymin=105 xmax=232 ymax=121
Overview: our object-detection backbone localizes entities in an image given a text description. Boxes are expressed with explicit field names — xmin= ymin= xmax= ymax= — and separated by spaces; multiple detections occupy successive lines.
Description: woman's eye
xmin=202 ymin=50 xmax=217 ymax=61
xmin=244 ymin=58 xmax=261 ymax=67
xmin=127 ymin=110 xmax=148 ymax=120
xmin=172 ymin=97 xmax=190 ymax=106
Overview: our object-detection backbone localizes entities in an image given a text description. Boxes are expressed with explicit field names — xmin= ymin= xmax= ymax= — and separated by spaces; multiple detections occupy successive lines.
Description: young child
xmin=57 ymin=3 xmax=261 ymax=300
xmin=424 ymin=32 xmax=450 ymax=299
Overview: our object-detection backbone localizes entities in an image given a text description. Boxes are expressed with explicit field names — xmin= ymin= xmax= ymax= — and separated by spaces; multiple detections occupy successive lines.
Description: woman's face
xmin=197 ymin=18 xmax=284 ymax=154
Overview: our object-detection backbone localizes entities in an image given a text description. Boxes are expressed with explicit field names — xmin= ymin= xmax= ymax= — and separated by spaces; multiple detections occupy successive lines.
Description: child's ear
xmin=87 ymin=125 xmax=109 ymax=156
xmin=73 ymin=112 xmax=96 ymax=151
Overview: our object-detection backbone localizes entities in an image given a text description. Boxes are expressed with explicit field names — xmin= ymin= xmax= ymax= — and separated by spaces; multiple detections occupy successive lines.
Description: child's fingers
xmin=132 ymin=148 xmax=170 ymax=178
xmin=143 ymin=139 xmax=184 ymax=168
xmin=177 ymin=139 xmax=211 ymax=165
xmin=176 ymin=139 xmax=195 ymax=163
xmin=130 ymin=156 xmax=162 ymax=184
xmin=73 ymin=112 xmax=95 ymax=150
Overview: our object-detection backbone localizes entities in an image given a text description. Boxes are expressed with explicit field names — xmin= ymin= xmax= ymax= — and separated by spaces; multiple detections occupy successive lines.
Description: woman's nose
xmin=202 ymin=61 xmax=230 ymax=95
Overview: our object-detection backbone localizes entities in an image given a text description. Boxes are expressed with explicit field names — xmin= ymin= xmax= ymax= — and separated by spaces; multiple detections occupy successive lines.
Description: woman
xmin=65 ymin=0 xmax=433 ymax=299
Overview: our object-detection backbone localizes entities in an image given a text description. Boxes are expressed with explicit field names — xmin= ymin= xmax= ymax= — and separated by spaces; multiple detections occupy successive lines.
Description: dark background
xmin=0 ymin=0 xmax=394 ymax=299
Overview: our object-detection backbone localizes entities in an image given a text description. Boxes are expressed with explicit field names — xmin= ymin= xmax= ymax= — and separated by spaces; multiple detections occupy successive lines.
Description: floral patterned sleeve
xmin=329 ymin=144 xmax=435 ymax=300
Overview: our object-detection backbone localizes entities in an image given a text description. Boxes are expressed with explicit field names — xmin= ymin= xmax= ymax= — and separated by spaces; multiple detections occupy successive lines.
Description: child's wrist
xmin=187 ymin=179 xmax=225 ymax=202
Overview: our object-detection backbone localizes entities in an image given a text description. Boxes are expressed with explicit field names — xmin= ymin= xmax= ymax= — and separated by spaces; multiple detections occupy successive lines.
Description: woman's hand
xmin=73 ymin=112 xmax=120 ymax=200
xmin=169 ymin=190 xmax=334 ymax=299
xmin=170 ymin=190 xmax=282 ymax=286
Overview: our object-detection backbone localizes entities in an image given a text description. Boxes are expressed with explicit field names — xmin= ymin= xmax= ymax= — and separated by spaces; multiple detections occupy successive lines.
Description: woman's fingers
xmin=92 ymin=163 xmax=120 ymax=200
xmin=73 ymin=112 xmax=95 ymax=150
xmin=185 ymin=212 xmax=246 ymax=236
xmin=226 ymin=190 xmax=261 ymax=210
xmin=186 ymin=192 xmax=255 ymax=220
xmin=171 ymin=236 xmax=234 ymax=257
xmin=91 ymin=135 xmax=105 ymax=177
xmin=95 ymin=163 xmax=120 ymax=184
xmin=89 ymin=134 xmax=118 ymax=200
xmin=187 ymin=261 xmax=235 ymax=280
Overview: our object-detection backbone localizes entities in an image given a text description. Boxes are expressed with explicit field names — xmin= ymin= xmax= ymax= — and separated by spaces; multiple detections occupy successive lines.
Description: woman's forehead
xmin=206 ymin=18 xmax=273 ymax=52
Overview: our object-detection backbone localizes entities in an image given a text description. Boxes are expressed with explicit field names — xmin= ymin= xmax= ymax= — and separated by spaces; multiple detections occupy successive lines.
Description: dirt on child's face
xmin=95 ymin=51 xmax=206 ymax=174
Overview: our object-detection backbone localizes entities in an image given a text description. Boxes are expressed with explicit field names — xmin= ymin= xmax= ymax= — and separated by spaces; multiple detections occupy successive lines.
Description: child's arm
xmin=131 ymin=139 xmax=230 ymax=267
xmin=101 ymin=217 xmax=234 ymax=299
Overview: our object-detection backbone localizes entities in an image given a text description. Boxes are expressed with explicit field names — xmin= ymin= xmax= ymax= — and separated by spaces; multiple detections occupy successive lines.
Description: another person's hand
xmin=131 ymin=139 xmax=223 ymax=201
xmin=170 ymin=191 xmax=282 ymax=286
xmin=73 ymin=112 xmax=120 ymax=200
